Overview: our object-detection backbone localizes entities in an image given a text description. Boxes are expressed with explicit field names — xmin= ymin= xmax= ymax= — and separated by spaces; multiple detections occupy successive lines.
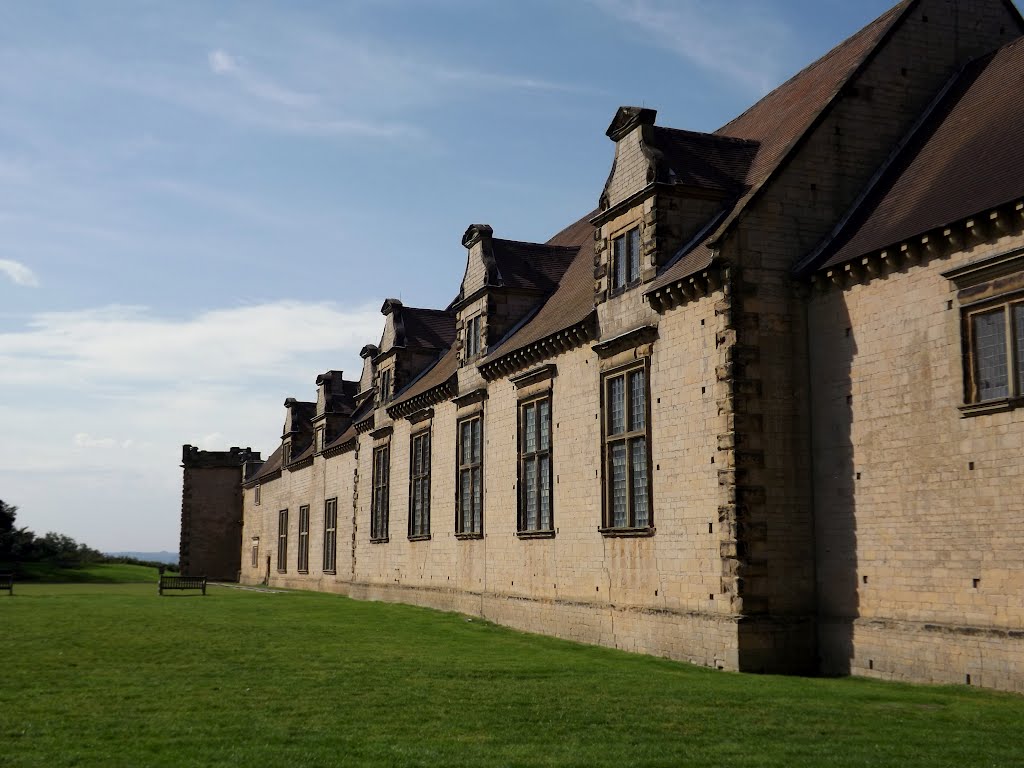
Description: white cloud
xmin=0 ymin=301 xmax=382 ymax=385
xmin=590 ymin=0 xmax=790 ymax=94
xmin=0 ymin=259 xmax=39 ymax=287
xmin=0 ymin=300 xmax=385 ymax=549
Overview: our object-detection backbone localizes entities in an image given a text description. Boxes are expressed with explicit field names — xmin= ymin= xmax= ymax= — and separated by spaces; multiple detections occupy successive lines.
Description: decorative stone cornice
xmin=354 ymin=415 xmax=375 ymax=434
xmin=479 ymin=313 xmax=596 ymax=381
xmin=453 ymin=387 xmax=488 ymax=409
xmin=592 ymin=325 xmax=659 ymax=359
xmin=387 ymin=377 xmax=457 ymax=421
xmin=509 ymin=364 xmax=557 ymax=389
xmin=645 ymin=267 xmax=723 ymax=313
xmin=811 ymin=200 xmax=1024 ymax=294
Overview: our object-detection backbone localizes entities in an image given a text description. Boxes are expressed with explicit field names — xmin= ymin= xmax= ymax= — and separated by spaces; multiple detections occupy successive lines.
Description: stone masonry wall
xmin=721 ymin=0 xmax=1023 ymax=670
xmin=810 ymin=229 xmax=1024 ymax=693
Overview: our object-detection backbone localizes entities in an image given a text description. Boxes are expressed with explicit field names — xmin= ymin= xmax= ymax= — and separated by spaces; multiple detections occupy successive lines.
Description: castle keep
xmin=182 ymin=0 xmax=1024 ymax=692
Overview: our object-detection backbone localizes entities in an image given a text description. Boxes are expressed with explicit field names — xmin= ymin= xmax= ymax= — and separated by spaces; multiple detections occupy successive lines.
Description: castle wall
xmin=180 ymin=446 xmax=250 ymax=581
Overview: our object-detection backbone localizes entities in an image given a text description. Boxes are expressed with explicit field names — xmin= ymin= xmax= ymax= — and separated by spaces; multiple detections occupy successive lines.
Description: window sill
xmin=608 ymin=281 xmax=642 ymax=299
xmin=516 ymin=530 xmax=556 ymax=540
xmin=599 ymin=526 xmax=656 ymax=538
xmin=323 ymin=570 xmax=336 ymax=576
xmin=408 ymin=534 xmax=432 ymax=542
xmin=959 ymin=397 xmax=1024 ymax=417
xmin=297 ymin=570 xmax=308 ymax=575
xmin=276 ymin=569 xmax=287 ymax=574
xmin=455 ymin=532 xmax=483 ymax=540
xmin=369 ymin=537 xmax=390 ymax=545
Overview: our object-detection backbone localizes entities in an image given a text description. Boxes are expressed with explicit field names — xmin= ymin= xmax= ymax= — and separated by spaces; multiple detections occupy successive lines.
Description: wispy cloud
xmin=589 ymin=0 xmax=790 ymax=94
xmin=207 ymin=48 xmax=317 ymax=108
xmin=0 ymin=259 xmax=39 ymax=287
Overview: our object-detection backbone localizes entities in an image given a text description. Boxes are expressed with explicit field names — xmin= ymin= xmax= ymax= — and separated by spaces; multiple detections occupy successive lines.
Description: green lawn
xmin=1 ymin=585 xmax=1021 ymax=767
xmin=8 ymin=562 xmax=161 ymax=583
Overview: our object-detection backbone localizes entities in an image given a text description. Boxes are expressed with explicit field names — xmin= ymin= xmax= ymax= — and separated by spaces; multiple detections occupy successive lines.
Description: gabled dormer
xmin=311 ymin=370 xmax=358 ymax=454
xmin=374 ymin=299 xmax=455 ymax=405
xmin=453 ymin=223 xmax=579 ymax=366
xmin=593 ymin=106 xmax=758 ymax=304
xmin=281 ymin=397 xmax=315 ymax=467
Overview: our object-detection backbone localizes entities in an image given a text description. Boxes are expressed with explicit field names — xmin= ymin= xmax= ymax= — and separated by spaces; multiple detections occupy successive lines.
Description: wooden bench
xmin=0 ymin=573 xmax=12 ymax=595
xmin=158 ymin=575 xmax=207 ymax=595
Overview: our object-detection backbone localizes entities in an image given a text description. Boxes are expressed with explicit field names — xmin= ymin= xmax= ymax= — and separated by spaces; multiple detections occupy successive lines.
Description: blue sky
xmin=0 ymin=0 xmax=902 ymax=551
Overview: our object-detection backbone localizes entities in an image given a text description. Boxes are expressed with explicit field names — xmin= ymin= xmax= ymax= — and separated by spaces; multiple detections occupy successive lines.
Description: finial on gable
xmin=462 ymin=224 xmax=494 ymax=249
xmin=606 ymin=106 xmax=657 ymax=142
xmin=380 ymin=298 xmax=403 ymax=316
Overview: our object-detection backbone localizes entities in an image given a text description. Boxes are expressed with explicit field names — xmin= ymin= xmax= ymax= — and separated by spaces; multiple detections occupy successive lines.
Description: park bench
xmin=158 ymin=574 xmax=207 ymax=596
xmin=0 ymin=573 xmax=12 ymax=595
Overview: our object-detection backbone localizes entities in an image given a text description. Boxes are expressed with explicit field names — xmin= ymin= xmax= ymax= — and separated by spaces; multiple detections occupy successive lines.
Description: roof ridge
xmin=654 ymin=125 xmax=759 ymax=146
xmin=494 ymin=237 xmax=580 ymax=250
xmin=716 ymin=0 xmax=913 ymax=138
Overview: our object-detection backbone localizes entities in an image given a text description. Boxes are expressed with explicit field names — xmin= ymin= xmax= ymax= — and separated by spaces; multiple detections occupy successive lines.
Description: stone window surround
xmin=370 ymin=432 xmax=391 ymax=544
xmin=610 ymin=224 xmax=642 ymax=295
xmin=455 ymin=408 xmax=485 ymax=540
xmin=250 ymin=537 xmax=259 ymax=569
xmin=254 ymin=484 xmax=261 ymax=506
xmin=512 ymin=365 xmax=557 ymax=539
xmin=945 ymin=248 xmax=1024 ymax=417
xmin=297 ymin=504 xmax=310 ymax=574
xmin=592 ymin=326 xmax=657 ymax=538
xmin=408 ymin=426 xmax=432 ymax=541
xmin=276 ymin=508 xmax=288 ymax=573
xmin=314 ymin=426 xmax=325 ymax=454
xmin=323 ymin=497 xmax=338 ymax=574
xmin=464 ymin=312 xmax=484 ymax=361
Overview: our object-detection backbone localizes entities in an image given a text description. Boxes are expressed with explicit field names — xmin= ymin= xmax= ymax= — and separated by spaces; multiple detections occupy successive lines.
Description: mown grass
xmin=4 ymin=562 xmax=160 ymax=583
xmin=1 ymin=584 xmax=1021 ymax=767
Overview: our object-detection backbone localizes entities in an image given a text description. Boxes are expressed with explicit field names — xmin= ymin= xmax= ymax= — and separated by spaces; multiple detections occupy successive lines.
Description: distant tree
xmin=0 ymin=499 xmax=104 ymax=565
xmin=0 ymin=500 xmax=35 ymax=562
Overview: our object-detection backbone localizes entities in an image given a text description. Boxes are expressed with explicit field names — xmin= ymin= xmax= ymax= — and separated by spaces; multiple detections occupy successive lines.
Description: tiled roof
xmin=387 ymin=346 xmax=459 ymax=413
xmin=402 ymin=307 xmax=456 ymax=350
xmin=491 ymin=239 xmax=580 ymax=293
xmin=246 ymin=444 xmax=283 ymax=485
xmin=481 ymin=212 xmax=598 ymax=365
xmin=647 ymin=127 xmax=758 ymax=192
xmin=712 ymin=0 xmax=913 ymax=223
xmin=811 ymin=37 xmax=1024 ymax=272
xmin=647 ymin=0 xmax=914 ymax=290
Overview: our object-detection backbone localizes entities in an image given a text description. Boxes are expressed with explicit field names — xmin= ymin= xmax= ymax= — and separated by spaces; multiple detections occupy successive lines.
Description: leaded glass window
xmin=371 ymin=445 xmax=390 ymax=541
xmin=519 ymin=397 xmax=553 ymax=533
xmin=603 ymin=364 xmax=651 ymax=530
xmin=409 ymin=430 xmax=431 ymax=538
xmin=457 ymin=415 xmax=483 ymax=535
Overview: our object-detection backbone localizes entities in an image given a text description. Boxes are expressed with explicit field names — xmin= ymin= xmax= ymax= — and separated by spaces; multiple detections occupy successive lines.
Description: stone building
xmin=183 ymin=0 xmax=1024 ymax=691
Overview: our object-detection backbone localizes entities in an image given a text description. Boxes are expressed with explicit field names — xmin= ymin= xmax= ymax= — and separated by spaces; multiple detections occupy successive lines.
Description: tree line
xmin=0 ymin=499 xmax=175 ymax=570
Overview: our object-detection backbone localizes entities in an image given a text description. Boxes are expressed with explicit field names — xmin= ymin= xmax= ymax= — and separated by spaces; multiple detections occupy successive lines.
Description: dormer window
xmin=466 ymin=315 xmax=482 ymax=358
xmin=282 ymin=443 xmax=291 ymax=466
xmin=612 ymin=227 xmax=641 ymax=292
xmin=379 ymin=368 xmax=392 ymax=405
xmin=315 ymin=427 xmax=325 ymax=453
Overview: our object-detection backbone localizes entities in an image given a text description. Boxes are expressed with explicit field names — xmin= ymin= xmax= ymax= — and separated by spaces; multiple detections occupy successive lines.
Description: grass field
xmin=2 ymin=584 xmax=1022 ymax=767
xmin=7 ymin=562 xmax=160 ymax=583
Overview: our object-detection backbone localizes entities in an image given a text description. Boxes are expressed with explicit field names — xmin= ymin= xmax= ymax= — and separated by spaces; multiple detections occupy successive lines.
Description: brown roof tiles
xmin=811 ymin=37 xmax=1024 ymax=272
